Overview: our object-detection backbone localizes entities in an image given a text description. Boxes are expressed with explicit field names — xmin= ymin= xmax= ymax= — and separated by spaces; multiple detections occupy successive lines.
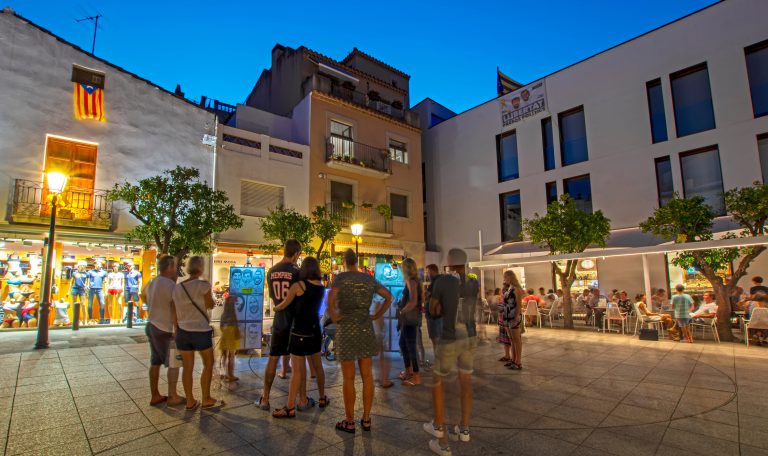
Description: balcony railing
xmin=11 ymin=179 xmax=113 ymax=230
xmin=327 ymin=201 xmax=393 ymax=235
xmin=326 ymin=134 xmax=391 ymax=175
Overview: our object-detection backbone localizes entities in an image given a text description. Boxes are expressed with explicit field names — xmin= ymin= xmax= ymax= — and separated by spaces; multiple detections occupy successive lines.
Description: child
xmin=671 ymin=284 xmax=694 ymax=343
xmin=219 ymin=295 xmax=241 ymax=382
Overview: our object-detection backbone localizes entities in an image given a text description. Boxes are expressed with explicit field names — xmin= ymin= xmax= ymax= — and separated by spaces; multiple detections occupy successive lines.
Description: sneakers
xmin=423 ymin=420 xmax=444 ymax=439
xmin=448 ymin=425 xmax=471 ymax=442
xmin=428 ymin=439 xmax=451 ymax=456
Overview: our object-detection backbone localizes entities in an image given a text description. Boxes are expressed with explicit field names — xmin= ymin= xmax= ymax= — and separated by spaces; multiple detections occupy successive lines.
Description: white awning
xmin=333 ymin=241 xmax=404 ymax=257
xmin=315 ymin=61 xmax=359 ymax=84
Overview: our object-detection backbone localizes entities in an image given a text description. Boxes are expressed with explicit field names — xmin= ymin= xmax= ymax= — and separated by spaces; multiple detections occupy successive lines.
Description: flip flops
xmin=272 ymin=406 xmax=296 ymax=418
xmin=149 ymin=396 xmax=168 ymax=407
xmin=185 ymin=400 xmax=200 ymax=411
xmin=336 ymin=420 xmax=355 ymax=434
xmin=202 ymin=399 xmax=225 ymax=409
xmin=256 ymin=396 xmax=270 ymax=411
xmin=296 ymin=397 xmax=316 ymax=411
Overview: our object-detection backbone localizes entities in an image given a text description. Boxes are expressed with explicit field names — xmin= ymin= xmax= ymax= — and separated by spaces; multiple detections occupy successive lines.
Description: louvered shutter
xmin=240 ymin=181 xmax=284 ymax=217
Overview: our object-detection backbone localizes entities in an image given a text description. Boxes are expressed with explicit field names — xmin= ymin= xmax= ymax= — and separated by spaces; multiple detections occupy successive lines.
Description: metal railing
xmin=11 ymin=179 xmax=113 ymax=229
xmin=326 ymin=134 xmax=391 ymax=174
xmin=327 ymin=201 xmax=393 ymax=234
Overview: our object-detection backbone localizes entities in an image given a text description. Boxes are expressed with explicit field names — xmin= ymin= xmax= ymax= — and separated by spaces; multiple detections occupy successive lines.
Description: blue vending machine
xmin=374 ymin=263 xmax=404 ymax=352
xmin=228 ymin=266 xmax=265 ymax=349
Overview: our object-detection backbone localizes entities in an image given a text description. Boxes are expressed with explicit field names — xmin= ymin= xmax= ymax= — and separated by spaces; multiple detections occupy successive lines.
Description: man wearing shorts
xmin=142 ymin=255 xmax=184 ymax=407
xmin=257 ymin=239 xmax=301 ymax=410
xmin=672 ymin=284 xmax=694 ymax=343
xmin=424 ymin=264 xmax=443 ymax=365
xmin=424 ymin=270 xmax=476 ymax=455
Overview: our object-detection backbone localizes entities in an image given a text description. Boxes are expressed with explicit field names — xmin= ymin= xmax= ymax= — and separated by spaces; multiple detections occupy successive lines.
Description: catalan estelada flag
xmin=497 ymin=67 xmax=523 ymax=96
xmin=74 ymin=83 xmax=105 ymax=121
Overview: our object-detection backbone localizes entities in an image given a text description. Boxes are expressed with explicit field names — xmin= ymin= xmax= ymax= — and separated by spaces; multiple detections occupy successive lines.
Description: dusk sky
xmin=8 ymin=0 xmax=718 ymax=114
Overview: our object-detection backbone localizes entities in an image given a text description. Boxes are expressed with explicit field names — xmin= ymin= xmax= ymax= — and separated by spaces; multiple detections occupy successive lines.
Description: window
xmin=389 ymin=139 xmax=408 ymax=164
xmin=558 ymin=107 xmax=588 ymax=166
xmin=240 ymin=181 xmax=284 ymax=217
xmin=563 ymin=174 xmax=593 ymax=214
xmin=680 ymin=146 xmax=725 ymax=215
xmin=499 ymin=191 xmax=522 ymax=241
xmin=496 ymin=130 xmax=519 ymax=182
xmin=758 ymin=134 xmax=768 ymax=183
xmin=646 ymin=79 xmax=668 ymax=143
xmin=746 ymin=40 xmax=768 ymax=117
xmin=654 ymin=156 xmax=674 ymax=207
xmin=42 ymin=136 xmax=97 ymax=219
xmin=329 ymin=119 xmax=353 ymax=158
xmin=670 ymin=63 xmax=715 ymax=137
xmin=545 ymin=181 xmax=558 ymax=205
xmin=330 ymin=180 xmax=354 ymax=204
xmin=390 ymin=193 xmax=408 ymax=218
xmin=542 ymin=117 xmax=555 ymax=170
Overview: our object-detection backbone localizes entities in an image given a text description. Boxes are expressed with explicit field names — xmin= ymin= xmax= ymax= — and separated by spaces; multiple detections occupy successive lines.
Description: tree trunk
xmin=713 ymin=281 xmax=734 ymax=342
xmin=561 ymin=280 xmax=574 ymax=329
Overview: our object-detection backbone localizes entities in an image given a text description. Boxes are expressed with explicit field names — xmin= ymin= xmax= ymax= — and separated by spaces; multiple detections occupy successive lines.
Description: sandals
xmin=318 ymin=396 xmax=330 ymax=408
xmin=508 ymin=363 xmax=523 ymax=370
xmin=498 ymin=356 xmax=510 ymax=362
xmin=256 ymin=396 xmax=270 ymax=411
xmin=297 ymin=397 xmax=317 ymax=411
xmin=185 ymin=400 xmax=200 ymax=411
xmin=398 ymin=371 xmax=410 ymax=381
xmin=202 ymin=399 xmax=225 ymax=409
xmin=336 ymin=420 xmax=356 ymax=434
xmin=149 ymin=396 xmax=168 ymax=407
xmin=379 ymin=381 xmax=395 ymax=389
xmin=272 ymin=406 xmax=296 ymax=419
xmin=360 ymin=418 xmax=371 ymax=432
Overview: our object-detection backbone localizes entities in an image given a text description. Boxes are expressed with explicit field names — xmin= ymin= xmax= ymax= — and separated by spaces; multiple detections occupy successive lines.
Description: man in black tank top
xmin=256 ymin=240 xmax=301 ymax=410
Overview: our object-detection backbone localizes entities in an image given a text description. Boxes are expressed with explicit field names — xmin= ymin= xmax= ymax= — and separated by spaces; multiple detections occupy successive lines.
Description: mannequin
xmin=1 ymin=301 xmax=21 ymax=328
xmin=19 ymin=299 xmax=38 ymax=328
xmin=107 ymin=264 xmax=124 ymax=324
xmin=86 ymin=261 xmax=108 ymax=324
xmin=123 ymin=263 xmax=142 ymax=323
xmin=70 ymin=262 xmax=89 ymax=325
xmin=53 ymin=299 xmax=71 ymax=326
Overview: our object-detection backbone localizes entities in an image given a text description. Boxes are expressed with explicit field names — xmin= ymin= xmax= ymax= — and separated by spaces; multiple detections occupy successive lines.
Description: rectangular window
xmin=746 ymin=39 xmax=768 ymax=118
xmin=43 ymin=136 xmax=97 ymax=220
xmin=545 ymin=181 xmax=558 ymax=205
xmin=646 ymin=79 xmax=668 ymax=143
xmin=496 ymin=130 xmax=519 ymax=182
xmin=558 ymin=107 xmax=588 ymax=166
xmin=329 ymin=120 xmax=354 ymax=158
xmin=680 ymin=146 xmax=725 ymax=216
xmin=240 ymin=181 xmax=284 ymax=217
xmin=758 ymin=134 xmax=768 ymax=183
xmin=670 ymin=63 xmax=716 ymax=137
xmin=654 ymin=156 xmax=674 ymax=207
xmin=542 ymin=117 xmax=555 ymax=170
xmin=563 ymin=174 xmax=593 ymax=214
xmin=390 ymin=193 xmax=408 ymax=218
xmin=499 ymin=191 xmax=522 ymax=242
xmin=330 ymin=180 xmax=354 ymax=204
xmin=389 ymin=139 xmax=408 ymax=164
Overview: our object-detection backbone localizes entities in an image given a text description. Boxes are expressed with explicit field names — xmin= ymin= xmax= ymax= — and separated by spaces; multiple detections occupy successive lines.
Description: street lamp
xmin=35 ymin=171 xmax=67 ymax=349
xmin=350 ymin=223 xmax=363 ymax=263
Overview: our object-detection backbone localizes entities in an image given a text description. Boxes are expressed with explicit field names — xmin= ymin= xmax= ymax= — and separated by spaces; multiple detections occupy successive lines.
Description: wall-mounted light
xmin=318 ymin=172 xmax=326 ymax=179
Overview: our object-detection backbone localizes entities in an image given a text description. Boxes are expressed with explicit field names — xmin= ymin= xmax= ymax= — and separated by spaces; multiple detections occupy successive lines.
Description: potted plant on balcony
xmin=377 ymin=204 xmax=392 ymax=219
xmin=341 ymin=199 xmax=355 ymax=210
xmin=368 ymin=90 xmax=381 ymax=102
xmin=361 ymin=202 xmax=374 ymax=211
xmin=391 ymin=100 xmax=403 ymax=110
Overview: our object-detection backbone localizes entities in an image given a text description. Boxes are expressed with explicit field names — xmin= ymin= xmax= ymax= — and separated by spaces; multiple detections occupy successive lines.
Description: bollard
xmin=126 ymin=301 xmax=134 ymax=328
xmin=73 ymin=302 xmax=80 ymax=331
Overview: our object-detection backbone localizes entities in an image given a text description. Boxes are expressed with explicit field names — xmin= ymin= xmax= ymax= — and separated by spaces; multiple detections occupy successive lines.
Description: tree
xmin=311 ymin=206 xmax=343 ymax=264
xmin=523 ymin=195 xmax=611 ymax=329
xmin=107 ymin=166 xmax=243 ymax=266
xmin=259 ymin=207 xmax=314 ymax=255
xmin=640 ymin=182 xmax=768 ymax=341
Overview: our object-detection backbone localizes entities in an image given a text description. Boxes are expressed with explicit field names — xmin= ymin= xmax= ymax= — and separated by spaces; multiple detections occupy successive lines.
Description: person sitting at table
xmin=690 ymin=291 xmax=717 ymax=322
xmin=588 ymin=288 xmax=608 ymax=328
xmin=746 ymin=293 xmax=768 ymax=346
xmin=635 ymin=293 xmax=678 ymax=340
xmin=576 ymin=289 xmax=590 ymax=320
xmin=522 ymin=289 xmax=544 ymax=325
xmin=651 ymin=288 xmax=668 ymax=312
xmin=616 ymin=290 xmax=632 ymax=315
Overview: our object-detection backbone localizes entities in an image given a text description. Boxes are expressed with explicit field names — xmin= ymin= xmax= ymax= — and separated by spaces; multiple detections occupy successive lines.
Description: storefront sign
xmin=229 ymin=266 xmax=265 ymax=349
xmin=499 ymin=80 xmax=547 ymax=131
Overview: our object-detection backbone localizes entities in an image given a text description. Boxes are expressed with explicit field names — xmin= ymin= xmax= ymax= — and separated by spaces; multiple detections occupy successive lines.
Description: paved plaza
xmin=0 ymin=326 xmax=766 ymax=455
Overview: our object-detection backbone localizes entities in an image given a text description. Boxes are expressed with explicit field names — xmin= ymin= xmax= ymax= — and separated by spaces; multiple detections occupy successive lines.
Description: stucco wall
xmin=0 ymin=12 xmax=215 ymax=235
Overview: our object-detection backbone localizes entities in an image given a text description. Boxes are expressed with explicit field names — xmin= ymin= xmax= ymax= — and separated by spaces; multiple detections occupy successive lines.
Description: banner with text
xmin=499 ymin=80 xmax=547 ymax=131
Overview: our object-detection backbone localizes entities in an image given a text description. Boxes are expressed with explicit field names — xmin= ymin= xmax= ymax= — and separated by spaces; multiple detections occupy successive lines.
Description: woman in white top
xmin=172 ymin=256 xmax=221 ymax=410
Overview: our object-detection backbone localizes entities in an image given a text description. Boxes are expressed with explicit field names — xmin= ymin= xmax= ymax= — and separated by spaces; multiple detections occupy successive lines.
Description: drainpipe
xmin=209 ymin=114 xmax=219 ymax=279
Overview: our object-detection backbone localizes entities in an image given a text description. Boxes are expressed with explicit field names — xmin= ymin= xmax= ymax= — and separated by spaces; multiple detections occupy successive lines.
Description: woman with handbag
xmin=271 ymin=257 xmax=328 ymax=418
xmin=172 ymin=256 xmax=222 ymax=411
xmin=397 ymin=258 xmax=423 ymax=386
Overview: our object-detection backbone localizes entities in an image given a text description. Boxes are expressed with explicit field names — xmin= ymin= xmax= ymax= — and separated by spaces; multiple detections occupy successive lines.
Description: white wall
xmin=0 ymin=11 xmax=215 ymax=234
xmin=424 ymin=0 xmax=768 ymax=276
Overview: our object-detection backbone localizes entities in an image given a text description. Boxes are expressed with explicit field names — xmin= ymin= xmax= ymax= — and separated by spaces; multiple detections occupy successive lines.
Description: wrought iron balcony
xmin=11 ymin=179 xmax=113 ymax=230
xmin=327 ymin=201 xmax=393 ymax=235
xmin=326 ymin=134 xmax=391 ymax=178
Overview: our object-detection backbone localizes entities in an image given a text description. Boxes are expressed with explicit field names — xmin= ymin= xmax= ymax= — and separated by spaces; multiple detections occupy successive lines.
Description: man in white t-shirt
xmin=142 ymin=255 xmax=184 ymax=407
xmin=690 ymin=291 xmax=717 ymax=321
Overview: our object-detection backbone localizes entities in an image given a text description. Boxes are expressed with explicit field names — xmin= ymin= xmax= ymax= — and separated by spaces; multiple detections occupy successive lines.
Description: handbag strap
xmin=180 ymin=282 xmax=209 ymax=323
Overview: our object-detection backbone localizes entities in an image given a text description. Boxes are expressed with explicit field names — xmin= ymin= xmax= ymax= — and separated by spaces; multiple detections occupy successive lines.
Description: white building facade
xmin=424 ymin=0 xmax=768 ymax=294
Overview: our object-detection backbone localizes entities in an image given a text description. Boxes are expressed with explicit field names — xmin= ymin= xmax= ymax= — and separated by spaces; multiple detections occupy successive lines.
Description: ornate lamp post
xmin=350 ymin=223 xmax=363 ymax=264
xmin=35 ymin=171 xmax=67 ymax=350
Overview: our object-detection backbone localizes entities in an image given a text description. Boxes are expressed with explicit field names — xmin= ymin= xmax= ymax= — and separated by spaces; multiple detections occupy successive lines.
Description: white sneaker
xmin=429 ymin=439 xmax=451 ymax=456
xmin=423 ymin=420 xmax=444 ymax=439
xmin=448 ymin=425 xmax=470 ymax=442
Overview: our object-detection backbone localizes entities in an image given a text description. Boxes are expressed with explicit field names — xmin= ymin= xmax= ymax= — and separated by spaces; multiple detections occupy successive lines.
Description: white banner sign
xmin=499 ymin=80 xmax=547 ymax=131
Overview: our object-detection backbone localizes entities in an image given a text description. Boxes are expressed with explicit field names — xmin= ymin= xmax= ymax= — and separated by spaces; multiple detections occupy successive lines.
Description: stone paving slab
xmin=0 ymin=325 xmax=766 ymax=455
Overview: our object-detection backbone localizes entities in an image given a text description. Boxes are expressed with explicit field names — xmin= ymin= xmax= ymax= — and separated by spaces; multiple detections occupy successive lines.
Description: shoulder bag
xmin=180 ymin=282 xmax=210 ymax=324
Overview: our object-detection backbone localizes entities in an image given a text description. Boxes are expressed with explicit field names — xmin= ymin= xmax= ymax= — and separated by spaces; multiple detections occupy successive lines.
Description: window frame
xmin=654 ymin=156 xmax=673 ymax=208
xmin=757 ymin=133 xmax=768 ymax=183
xmin=670 ymin=62 xmax=716 ymax=138
xmin=498 ymin=190 xmax=522 ymax=242
xmin=558 ymin=106 xmax=589 ymax=166
xmin=389 ymin=192 xmax=410 ymax=219
xmin=563 ymin=173 xmax=593 ymax=214
xmin=388 ymin=138 xmax=409 ymax=165
xmin=745 ymin=39 xmax=768 ymax=118
xmin=496 ymin=129 xmax=520 ymax=182
xmin=239 ymin=179 xmax=285 ymax=218
xmin=541 ymin=117 xmax=556 ymax=171
xmin=678 ymin=145 xmax=725 ymax=216
xmin=645 ymin=78 xmax=668 ymax=143
xmin=545 ymin=181 xmax=558 ymax=206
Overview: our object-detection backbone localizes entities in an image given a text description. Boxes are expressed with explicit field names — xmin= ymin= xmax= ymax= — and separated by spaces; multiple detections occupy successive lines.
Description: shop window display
xmin=1 ymin=252 xmax=42 ymax=329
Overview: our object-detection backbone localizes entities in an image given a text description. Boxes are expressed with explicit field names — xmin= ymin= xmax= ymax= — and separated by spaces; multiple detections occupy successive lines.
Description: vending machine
xmin=374 ymin=263 xmax=404 ymax=352
xmin=228 ymin=266 xmax=265 ymax=349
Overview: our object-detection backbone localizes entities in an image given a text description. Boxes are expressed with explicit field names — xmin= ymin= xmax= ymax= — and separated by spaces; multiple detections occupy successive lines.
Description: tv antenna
xmin=76 ymin=14 xmax=103 ymax=55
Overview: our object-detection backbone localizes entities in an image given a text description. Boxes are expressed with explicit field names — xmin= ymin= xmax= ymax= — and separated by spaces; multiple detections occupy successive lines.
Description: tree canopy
xmin=259 ymin=207 xmax=314 ymax=255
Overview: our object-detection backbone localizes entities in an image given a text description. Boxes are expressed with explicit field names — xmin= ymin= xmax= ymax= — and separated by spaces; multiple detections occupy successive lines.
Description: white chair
xmin=633 ymin=302 xmax=665 ymax=337
xmin=744 ymin=307 xmax=768 ymax=347
xmin=691 ymin=317 xmax=720 ymax=343
xmin=523 ymin=300 xmax=541 ymax=328
xmin=603 ymin=306 xmax=628 ymax=334
xmin=539 ymin=299 xmax=561 ymax=328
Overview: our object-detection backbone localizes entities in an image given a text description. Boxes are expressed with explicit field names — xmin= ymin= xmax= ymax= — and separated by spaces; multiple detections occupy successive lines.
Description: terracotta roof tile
xmin=342 ymin=47 xmax=410 ymax=79
xmin=301 ymin=47 xmax=407 ymax=94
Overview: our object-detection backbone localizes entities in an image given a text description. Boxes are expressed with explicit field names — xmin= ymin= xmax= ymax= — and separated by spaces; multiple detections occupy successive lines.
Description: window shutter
xmin=240 ymin=181 xmax=284 ymax=217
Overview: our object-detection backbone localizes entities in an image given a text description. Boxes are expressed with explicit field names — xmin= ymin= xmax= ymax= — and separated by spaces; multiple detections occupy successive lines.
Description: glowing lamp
xmin=47 ymin=172 xmax=68 ymax=194
xmin=351 ymin=223 xmax=363 ymax=236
